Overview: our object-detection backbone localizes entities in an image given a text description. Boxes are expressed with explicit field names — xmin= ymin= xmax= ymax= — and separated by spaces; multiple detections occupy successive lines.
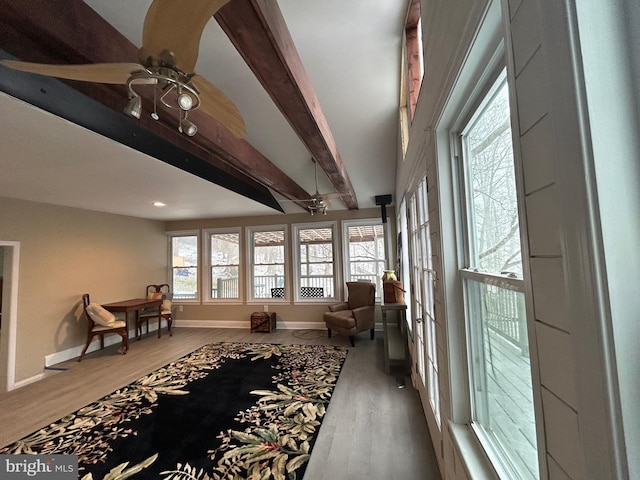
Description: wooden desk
xmin=102 ymin=298 xmax=162 ymax=340
xmin=381 ymin=302 xmax=409 ymax=374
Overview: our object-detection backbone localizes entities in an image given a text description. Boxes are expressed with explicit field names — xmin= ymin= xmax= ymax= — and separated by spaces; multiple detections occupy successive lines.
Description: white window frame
xmin=292 ymin=221 xmax=339 ymax=303
xmin=341 ymin=218 xmax=386 ymax=302
xmin=408 ymin=177 xmax=441 ymax=428
xmin=167 ymin=230 xmax=200 ymax=303
xmin=246 ymin=225 xmax=289 ymax=304
xmin=203 ymin=227 xmax=242 ymax=304
xmin=454 ymin=70 xmax=538 ymax=480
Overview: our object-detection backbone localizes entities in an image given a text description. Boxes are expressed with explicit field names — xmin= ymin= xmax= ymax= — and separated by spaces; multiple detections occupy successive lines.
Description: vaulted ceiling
xmin=0 ymin=0 xmax=407 ymax=220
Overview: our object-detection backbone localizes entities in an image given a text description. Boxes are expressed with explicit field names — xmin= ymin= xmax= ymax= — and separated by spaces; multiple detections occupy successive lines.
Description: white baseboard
xmin=43 ymin=320 xmax=328 ymax=369
xmin=44 ymin=326 xmax=141 ymax=367
xmin=175 ymin=319 xmax=326 ymax=330
xmin=10 ymin=372 xmax=46 ymax=391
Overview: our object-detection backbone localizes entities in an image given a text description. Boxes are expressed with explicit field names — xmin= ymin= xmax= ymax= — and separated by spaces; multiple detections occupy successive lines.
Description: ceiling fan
xmin=0 ymin=0 xmax=245 ymax=138
xmin=287 ymin=158 xmax=346 ymax=215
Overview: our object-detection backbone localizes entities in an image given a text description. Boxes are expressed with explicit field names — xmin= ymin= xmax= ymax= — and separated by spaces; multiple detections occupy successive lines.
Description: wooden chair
xmin=137 ymin=284 xmax=174 ymax=339
xmin=78 ymin=293 xmax=128 ymax=361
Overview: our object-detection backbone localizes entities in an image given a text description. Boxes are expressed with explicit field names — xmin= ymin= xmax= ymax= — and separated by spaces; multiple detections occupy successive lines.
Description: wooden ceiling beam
xmin=0 ymin=0 xmax=312 ymax=211
xmin=406 ymin=0 xmax=421 ymax=28
xmin=215 ymin=0 xmax=359 ymax=209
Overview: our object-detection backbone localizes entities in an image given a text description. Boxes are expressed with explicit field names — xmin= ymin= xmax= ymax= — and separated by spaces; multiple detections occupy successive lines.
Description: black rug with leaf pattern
xmin=0 ymin=343 xmax=348 ymax=480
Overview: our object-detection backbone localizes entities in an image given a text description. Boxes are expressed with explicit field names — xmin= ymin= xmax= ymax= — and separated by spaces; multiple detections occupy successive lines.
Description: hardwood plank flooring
xmin=0 ymin=327 xmax=441 ymax=479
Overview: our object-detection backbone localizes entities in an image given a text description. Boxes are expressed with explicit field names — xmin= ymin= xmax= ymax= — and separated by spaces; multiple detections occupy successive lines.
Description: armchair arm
xmin=328 ymin=302 xmax=350 ymax=312
xmin=352 ymin=305 xmax=375 ymax=328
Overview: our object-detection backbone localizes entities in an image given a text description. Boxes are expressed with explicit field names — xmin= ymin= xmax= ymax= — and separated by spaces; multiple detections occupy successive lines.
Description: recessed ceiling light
xmin=153 ymin=201 xmax=167 ymax=207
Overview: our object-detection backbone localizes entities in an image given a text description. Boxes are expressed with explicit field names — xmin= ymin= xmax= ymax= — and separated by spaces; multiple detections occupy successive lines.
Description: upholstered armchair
xmin=324 ymin=281 xmax=376 ymax=347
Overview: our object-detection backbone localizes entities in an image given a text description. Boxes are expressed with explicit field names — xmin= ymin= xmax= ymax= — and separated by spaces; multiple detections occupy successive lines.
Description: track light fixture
xmin=179 ymin=116 xmax=198 ymax=137
xmin=123 ymin=95 xmax=142 ymax=119
xmin=308 ymin=203 xmax=327 ymax=216
xmin=123 ymin=53 xmax=201 ymax=136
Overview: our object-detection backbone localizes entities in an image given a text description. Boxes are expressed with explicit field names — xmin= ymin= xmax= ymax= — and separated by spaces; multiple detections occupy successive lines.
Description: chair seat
xmin=92 ymin=320 xmax=126 ymax=332
xmin=323 ymin=310 xmax=356 ymax=330
xmin=139 ymin=309 xmax=172 ymax=318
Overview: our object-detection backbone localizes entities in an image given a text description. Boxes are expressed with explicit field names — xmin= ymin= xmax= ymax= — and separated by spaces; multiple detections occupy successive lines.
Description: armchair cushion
xmin=323 ymin=310 xmax=356 ymax=330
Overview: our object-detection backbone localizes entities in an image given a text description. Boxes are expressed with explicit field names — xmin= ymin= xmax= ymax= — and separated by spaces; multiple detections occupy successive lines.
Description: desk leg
xmin=157 ymin=304 xmax=162 ymax=338
xmin=135 ymin=310 xmax=141 ymax=341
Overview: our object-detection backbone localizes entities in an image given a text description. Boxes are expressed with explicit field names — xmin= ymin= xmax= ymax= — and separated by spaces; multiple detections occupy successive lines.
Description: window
xmin=293 ymin=223 xmax=338 ymax=301
xmin=168 ymin=231 xmax=199 ymax=301
xmin=408 ymin=177 xmax=440 ymax=427
xmin=458 ymin=73 xmax=538 ymax=479
xmin=204 ymin=229 xmax=240 ymax=302
xmin=342 ymin=220 xmax=386 ymax=299
xmin=403 ymin=0 xmax=423 ymax=123
xmin=248 ymin=226 xmax=287 ymax=301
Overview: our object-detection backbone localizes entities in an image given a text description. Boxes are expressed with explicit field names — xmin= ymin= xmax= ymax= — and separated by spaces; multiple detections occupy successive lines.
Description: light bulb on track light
xmin=123 ymin=95 xmax=142 ymax=119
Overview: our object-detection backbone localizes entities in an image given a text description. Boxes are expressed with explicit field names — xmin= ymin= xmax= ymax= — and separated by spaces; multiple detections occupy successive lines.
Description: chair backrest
xmin=82 ymin=293 xmax=95 ymax=330
xmin=146 ymin=284 xmax=173 ymax=312
xmin=271 ymin=287 xmax=285 ymax=298
xmin=346 ymin=281 xmax=376 ymax=309
xmin=301 ymin=286 xmax=324 ymax=298
xmin=146 ymin=284 xmax=170 ymax=299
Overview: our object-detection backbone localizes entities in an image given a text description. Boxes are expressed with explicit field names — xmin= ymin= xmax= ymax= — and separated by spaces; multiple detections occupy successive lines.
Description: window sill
xmin=202 ymin=300 xmax=244 ymax=306
xmin=247 ymin=300 xmax=290 ymax=305
xmin=448 ymin=422 xmax=500 ymax=480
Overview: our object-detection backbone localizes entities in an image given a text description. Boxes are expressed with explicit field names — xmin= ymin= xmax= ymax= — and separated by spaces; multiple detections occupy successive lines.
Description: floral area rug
xmin=0 ymin=342 xmax=348 ymax=479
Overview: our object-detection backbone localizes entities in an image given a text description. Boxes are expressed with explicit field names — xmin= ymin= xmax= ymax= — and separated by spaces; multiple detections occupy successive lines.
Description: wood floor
xmin=0 ymin=327 xmax=441 ymax=480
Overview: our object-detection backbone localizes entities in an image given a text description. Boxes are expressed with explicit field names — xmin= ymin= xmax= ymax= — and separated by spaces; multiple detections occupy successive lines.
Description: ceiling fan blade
xmin=281 ymin=198 xmax=315 ymax=203
xmin=0 ymin=60 xmax=145 ymax=84
xmin=322 ymin=192 xmax=347 ymax=199
xmin=191 ymin=75 xmax=246 ymax=138
xmin=142 ymin=0 xmax=230 ymax=73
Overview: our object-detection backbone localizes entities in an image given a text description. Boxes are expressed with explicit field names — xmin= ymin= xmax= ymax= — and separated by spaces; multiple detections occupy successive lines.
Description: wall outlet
xmin=263 ymin=304 xmax=268 ymax=312
xmin=179 ymin=305 xmax=184 ymax=312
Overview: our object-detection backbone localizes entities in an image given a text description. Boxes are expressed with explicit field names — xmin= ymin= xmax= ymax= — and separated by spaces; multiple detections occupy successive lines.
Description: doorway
xmin=0 ymin=241 xmax=19 ymax=392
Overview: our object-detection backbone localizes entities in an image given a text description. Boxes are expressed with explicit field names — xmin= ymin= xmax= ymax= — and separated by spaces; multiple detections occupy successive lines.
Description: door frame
xmin=0 ymin=241 xmax=19 ymax=392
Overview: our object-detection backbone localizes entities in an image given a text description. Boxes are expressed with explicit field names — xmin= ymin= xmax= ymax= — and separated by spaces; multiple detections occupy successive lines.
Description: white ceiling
xmin=0 ymin=0 xmax=406 ymax=221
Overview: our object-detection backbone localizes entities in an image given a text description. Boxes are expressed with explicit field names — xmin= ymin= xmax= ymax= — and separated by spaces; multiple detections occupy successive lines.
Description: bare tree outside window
xmin=252 ymin=229 xmax=286 ymax=299
xmin=209 ymin=232 xmax=240 ymax=299
xmin=297 ymin=227 xmax=335 ymax=298
xmin=171 ymin=234 xmax=198 ymax=300
xmin=465 ymin=85 xmax=522 ymax=276
xmin=345 ymin=223 xmax=386 ymax=295
xmin=461 ymin=76 xmax=538 ymax=479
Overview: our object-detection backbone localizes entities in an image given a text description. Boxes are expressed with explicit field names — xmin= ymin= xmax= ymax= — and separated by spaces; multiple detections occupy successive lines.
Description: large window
xmin=342 ymin=220 xmax=386 ymax=299
xmin=204 ymin=229 xmax=240 ymax=302
xmin=409 ymin=177 xmax=440 ymax=427
xmin=168 ymin=231 xmax=199 ymax=301
xmin=248 ymin=226 xmax=287 ymax=301
xmin=293 ymin=223 xmax=337 ymax=301
xmin=459 ymin=73 xmax=538 ymax=479
xmin=403 ymin=0 xmax=423 ymax=123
